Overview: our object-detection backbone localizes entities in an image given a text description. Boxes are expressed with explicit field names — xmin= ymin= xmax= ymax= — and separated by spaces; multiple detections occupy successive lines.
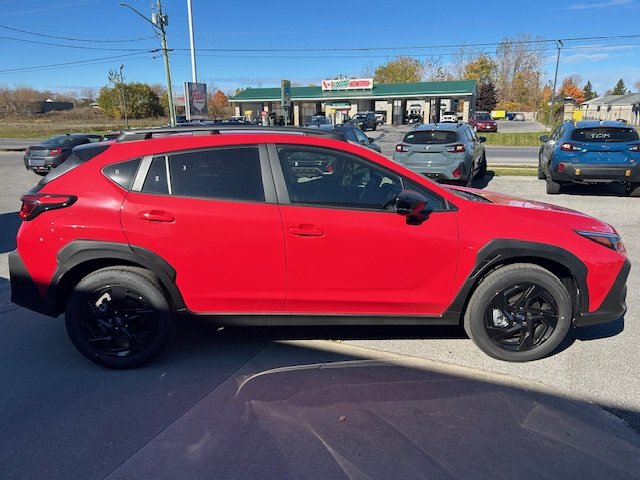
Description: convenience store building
xmin=229 ymin=79 xmax=477 ymax=126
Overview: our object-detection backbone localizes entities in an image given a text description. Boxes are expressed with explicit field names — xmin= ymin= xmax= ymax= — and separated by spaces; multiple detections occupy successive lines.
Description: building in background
xmin=229 ymin=79 xmax=477 ymax=126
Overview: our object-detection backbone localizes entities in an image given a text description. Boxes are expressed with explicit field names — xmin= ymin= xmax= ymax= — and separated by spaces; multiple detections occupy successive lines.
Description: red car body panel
xmin=13 ymin=132 xmax=627 ymax=320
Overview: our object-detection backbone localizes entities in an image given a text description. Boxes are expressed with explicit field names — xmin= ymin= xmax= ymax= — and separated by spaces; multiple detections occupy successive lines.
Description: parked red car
xmin=10 ymin=126 xmax=628 ymax=368
xmin=468 ymin=112 xmax=498 ymax=132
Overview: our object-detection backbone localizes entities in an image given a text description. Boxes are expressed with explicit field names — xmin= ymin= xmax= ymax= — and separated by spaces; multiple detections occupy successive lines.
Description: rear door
xmin=120 ymin=145 xmax=286 ymax=313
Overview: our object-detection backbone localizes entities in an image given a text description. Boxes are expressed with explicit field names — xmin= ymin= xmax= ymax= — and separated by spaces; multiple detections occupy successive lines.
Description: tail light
xmin=395 ymin=144 xmax=409 ymax=153
xmin=446 ymin=144 xmax=465 ymax=153
xmin=19 ymin=194 xmax=77 ymax=221
xmin=557 ymin=163 xmax=565 ymax=172
xmin=560 ymin=142 xmax=581 ymax=151
xmin=49 ymin=148 xmax=63 ymax=155
xmin=629 ymin=144 xmax=640 ymax=152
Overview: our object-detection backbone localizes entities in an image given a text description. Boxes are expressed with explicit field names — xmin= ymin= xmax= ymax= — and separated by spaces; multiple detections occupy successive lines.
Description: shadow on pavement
xmin=0 ymin=211 xmax=20 ymax=254
xmin=2 ymin=310 xmax=639 ymax=480
xmin=471 ymin=171 xmax=495 ymax=189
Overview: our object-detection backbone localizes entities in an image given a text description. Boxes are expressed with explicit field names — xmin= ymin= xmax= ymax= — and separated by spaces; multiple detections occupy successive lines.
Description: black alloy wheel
xmin=464 ymin=263 xmax=572 ymax=361
xmin=65 ymin=267 xmax=174 ymax=369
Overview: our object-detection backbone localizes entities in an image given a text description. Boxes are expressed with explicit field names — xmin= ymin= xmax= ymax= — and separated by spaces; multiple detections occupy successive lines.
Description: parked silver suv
xmin=393 ymin=123 xmax=487 ymax=186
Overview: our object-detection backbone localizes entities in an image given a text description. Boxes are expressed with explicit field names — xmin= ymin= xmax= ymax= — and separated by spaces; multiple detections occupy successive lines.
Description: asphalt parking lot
xmin=1 ymin=142 xmax=639 ymax=479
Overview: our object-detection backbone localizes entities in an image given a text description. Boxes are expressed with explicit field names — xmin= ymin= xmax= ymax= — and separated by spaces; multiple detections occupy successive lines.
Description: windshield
xmin=571 ymin=128 xmax=639 ymax=143
xmin=353 ymin=114 xmax=367 ymax=120
xmin=476 ymin=113 xmax=492 ymax=121
xmin=403 ymin=130 xmax=457 ymax=144
xmin=41 ymin=135 xmax=74 ymax=146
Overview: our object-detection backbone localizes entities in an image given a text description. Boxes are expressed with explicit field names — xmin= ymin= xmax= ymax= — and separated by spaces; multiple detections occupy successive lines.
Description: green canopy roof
xmin=230 ymin=80 xmax=477 ymax=102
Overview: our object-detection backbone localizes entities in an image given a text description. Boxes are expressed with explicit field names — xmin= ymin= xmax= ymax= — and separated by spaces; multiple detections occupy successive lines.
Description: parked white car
xmin=441 ymin=111 xmax=458 ymax=122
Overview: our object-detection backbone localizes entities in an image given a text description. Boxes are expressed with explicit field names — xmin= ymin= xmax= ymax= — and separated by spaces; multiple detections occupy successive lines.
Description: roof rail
xmin=116 ymin=125 xmax=347 ymax=143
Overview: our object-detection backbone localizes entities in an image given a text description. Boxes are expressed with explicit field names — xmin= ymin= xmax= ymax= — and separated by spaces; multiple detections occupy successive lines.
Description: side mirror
xmin=368 ymin=137 xmax=374 ymax=143
xmin=539 ymin=135 xmax=549 ymax=142
xmin=396 ymin=189 xmax=432 ymax=225
xmin=478 ymin=136 xmax=487 ymax=143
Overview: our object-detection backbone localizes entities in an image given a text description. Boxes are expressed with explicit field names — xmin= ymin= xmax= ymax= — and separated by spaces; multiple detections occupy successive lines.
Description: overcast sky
xmin=0 ymin=0 xmax=639 ymax=96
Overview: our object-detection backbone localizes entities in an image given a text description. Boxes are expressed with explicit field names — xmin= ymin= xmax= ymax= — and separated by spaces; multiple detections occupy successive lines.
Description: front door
xmin=274 ymin=145 xmax=459 ymax=316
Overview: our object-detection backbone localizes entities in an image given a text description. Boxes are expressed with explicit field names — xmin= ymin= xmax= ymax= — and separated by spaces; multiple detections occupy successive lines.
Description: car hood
xmin=448 ymin=186 xmax=616 ymax=233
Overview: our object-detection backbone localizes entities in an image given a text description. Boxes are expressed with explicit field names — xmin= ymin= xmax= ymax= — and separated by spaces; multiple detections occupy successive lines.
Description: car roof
xmin=413 ymin=123 xmax=464 ymax=131
xmin=573 ymin=120 xmax=632 ymax=129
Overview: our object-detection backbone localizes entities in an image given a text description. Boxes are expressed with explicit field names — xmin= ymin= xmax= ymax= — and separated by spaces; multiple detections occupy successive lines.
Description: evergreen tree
xmin=611 ymin=79 xmax=627 ymax=95
xmin=476 ymin=81 xmax=498 ymax=112
xmin=582 ymin=81 xmax=597 ymax=101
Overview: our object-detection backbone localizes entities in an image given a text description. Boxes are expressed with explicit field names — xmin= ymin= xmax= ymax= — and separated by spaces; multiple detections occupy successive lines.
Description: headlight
xmin=575 ymin=230 xmax=626 ymax=255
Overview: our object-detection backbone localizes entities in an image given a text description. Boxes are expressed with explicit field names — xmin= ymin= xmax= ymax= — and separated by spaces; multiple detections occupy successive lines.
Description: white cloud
xmin=567 ymin=0 xmax=632 ymax=10
xmin=562 ymin=53 xmax=610 ymax=63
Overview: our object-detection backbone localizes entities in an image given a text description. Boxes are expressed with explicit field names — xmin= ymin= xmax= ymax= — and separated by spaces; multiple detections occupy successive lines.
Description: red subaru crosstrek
xmin=10 ymin=126 xmax=629 ymax=368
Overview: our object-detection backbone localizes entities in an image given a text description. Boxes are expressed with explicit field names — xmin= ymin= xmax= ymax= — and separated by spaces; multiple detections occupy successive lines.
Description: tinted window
xmin=103 ymin=159 xmax=141 ymax=190
xmin=476 ymin=113 xmax=492 ymax=121
xmin=278 ymin=146 xmax=403 ymax=210
xmin=403 ymin=130 xmax=457 ymax=144
xmin=142 ymin=156 xmax=169 ymax=194
xmin=571 ymin=128 xmax=639 ymax=143
xmin=41 ymin=135 xmax=75 ymax=147
xmin=168 ymin=147 xmax=264 ymax=202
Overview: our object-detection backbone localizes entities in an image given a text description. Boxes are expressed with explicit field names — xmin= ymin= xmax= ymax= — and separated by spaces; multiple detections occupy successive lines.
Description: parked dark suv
xmin=348 ymin=112 xmax=377 ymax=131
xmin=10 ymin=125 xmax=629 ymax=368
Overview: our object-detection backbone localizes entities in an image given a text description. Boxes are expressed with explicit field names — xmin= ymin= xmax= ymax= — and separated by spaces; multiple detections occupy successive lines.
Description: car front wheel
xmin=464 ymin=264 xmax=572 ymax=362
xmin=65 ymin=266 xmax=175 ymax=369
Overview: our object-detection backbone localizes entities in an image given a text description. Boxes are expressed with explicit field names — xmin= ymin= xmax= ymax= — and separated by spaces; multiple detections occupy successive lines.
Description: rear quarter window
xmin=571 ymin=128 xmax=639 ymax=142
xmin=403 ymin=131 xmax=458 ymax=144
xmin=102 ymin=159 xmax=141 ymax=190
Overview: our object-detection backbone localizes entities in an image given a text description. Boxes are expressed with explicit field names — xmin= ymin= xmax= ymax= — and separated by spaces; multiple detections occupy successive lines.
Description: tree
xmin=494 ymin=34 xmax=545 ymax=110
xmin=559 ymin=76 xmax=584 ymax=104
xmin=373 ymin=56 xmax=423 ymax=84
xmin=97 ymin=82 xmax=163 ymax=119
xmin=476 ymin=81 xmax=498 ymax=112
xmin=460 ymin=53 xmax=496 ymax=82
xmin=582 ymin=81 xmax=597 ymax=101
xmin=208 ymin=90 xmax=232 ymax=119
xmin=611 ymin=78 xmax=627 ymax=95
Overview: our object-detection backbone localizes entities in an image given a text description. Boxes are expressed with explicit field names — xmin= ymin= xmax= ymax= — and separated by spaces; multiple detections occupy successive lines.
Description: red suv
xmin=468 ymin=112 xmax=498 ymax=132
xmin=10 ymin=126 xmax=629 ymax=368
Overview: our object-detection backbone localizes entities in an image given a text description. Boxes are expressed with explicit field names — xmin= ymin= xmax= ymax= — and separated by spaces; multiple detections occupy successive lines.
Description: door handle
xmin=137 ymin=210 xmax=175 ymax=223
xmin=287 ymin=224 xmax=324 ymax=237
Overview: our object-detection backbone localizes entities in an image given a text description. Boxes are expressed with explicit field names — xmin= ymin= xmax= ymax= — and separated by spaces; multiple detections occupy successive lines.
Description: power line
xmin=0 ymin=23 xmax=155 ymax=43
xmin=0 ymin=51 xmax=157 ymax=73
xmin=0 ymin=34 xmax=152 ymax=51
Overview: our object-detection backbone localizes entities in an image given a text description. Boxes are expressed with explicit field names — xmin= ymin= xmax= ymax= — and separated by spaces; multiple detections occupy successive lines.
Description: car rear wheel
xmin=65 ymin=266 xmax=175 ymax=369
xmin=546 ymin=176 xmax=563 ymax=194
xmin=464 ymin=264 xmax=572 ymax=362
xmin=625 ymin=183 xmax=640 ymax=197
xmin=475 ymin=153 xmax=487 ymax=179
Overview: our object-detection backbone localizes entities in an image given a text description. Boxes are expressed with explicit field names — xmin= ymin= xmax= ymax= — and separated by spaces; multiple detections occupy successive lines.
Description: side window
xmin=142 ymin=156 xmax=169 ymax=194
xmin=278 ymin=146 xmax=403 ymax=210
xmin=353 ymin=128 xmax=369 ymax=144
xmin=467 ymin=127 xmax=477 ymax=142
xmin=167 ymin=147 xmax=264 ymax=202
xmin=102 ymin=158 xmax=141 ymax=190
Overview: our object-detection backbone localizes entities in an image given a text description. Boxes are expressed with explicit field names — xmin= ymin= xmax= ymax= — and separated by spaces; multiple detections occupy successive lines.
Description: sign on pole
xmin=281 ymin=80 xmax=291 ymax=126
xmin=184 ymin=82 xmax=208 ymax=120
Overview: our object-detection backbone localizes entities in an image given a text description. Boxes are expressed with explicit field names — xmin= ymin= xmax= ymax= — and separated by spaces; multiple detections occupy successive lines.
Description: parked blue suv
xmin=538 ymin=120 xmax=640 ymax=195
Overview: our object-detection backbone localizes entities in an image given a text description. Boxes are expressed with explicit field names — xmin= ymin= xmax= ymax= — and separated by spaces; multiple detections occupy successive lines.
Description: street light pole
xmin=119 ymin=64 xmax=129 ymax=129
xmin=547 ymin=40 xmax=563 ymax=128
xmin=121 ymin=0 xmax=176 ymax=126
xmin=187 ymin=0 xmax=197 ymax=83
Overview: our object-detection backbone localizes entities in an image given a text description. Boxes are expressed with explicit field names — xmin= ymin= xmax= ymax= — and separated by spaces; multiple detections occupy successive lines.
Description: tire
xmin=625 ymin=183 xmax=640 ymax=197
xmin=546 ymin=176 xmax=563 ymax=194
xmin=65 ymin=266 xmax=175 ymax=369
xmin=464 ymin=263 xmax=572 ymax=362
xmin=475 ymin=153 xmax=487 ymax=179
xmin=537 ymin=157 xmax=545 ymax=180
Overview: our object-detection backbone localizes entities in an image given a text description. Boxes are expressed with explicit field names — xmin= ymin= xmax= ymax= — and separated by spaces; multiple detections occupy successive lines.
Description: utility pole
xmin=121 ymin=1 xmax=176 ymax=126
xmin=187 ymin=0 xmax=197 ymax=82
xmin=119 ymin=64 xmax=129 ymax=129
xmin=547 ymin=40 xmax=563 ymax=128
